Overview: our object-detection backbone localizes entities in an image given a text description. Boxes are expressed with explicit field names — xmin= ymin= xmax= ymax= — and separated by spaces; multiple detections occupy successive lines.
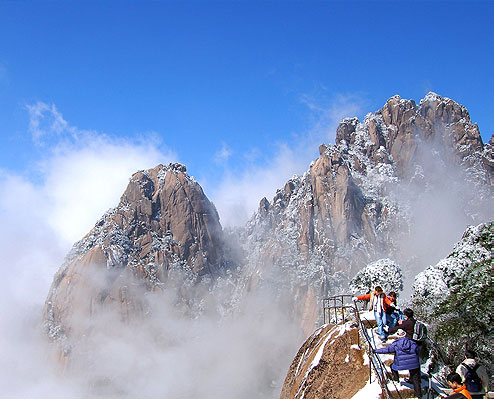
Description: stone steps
xmin=367 ymin=325 xmax=421 ymax=397
xmin=384 ymin=370 xmax=409 ymax=378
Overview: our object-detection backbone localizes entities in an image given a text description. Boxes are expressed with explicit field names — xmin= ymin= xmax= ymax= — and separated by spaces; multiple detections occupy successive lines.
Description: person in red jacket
xmin=442 ymin=372 xmax=473 ymax=399
xmin=353 ymin=286 xmax=392 ymax=341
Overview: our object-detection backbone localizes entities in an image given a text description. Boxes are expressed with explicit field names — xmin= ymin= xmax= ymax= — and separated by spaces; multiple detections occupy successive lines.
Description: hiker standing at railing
xmin=456 ymin=350 xmax=489 ymax=399
xmin=353 ymin=286 xmax=392 ymax=342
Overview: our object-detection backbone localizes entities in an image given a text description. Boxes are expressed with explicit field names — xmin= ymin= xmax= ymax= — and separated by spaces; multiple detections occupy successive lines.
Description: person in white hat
xmin=375 ymin=328 xmax=422 ymax=398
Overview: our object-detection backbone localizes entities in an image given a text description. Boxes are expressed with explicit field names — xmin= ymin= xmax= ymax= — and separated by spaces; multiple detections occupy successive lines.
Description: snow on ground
xmin=350 ymin=380 xmax=382 ymax=399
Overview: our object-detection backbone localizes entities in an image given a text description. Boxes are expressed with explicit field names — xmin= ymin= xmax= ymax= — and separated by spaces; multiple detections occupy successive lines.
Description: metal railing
xmin=323 ymin=294 xmax=365 ymax=324
xmin=322 ymin=295 xmax=453 ymax=399
xmin=323 ymin=295 xmax=396 ymax=398
xmin=323 ymin=295 xmax=427 ymax=399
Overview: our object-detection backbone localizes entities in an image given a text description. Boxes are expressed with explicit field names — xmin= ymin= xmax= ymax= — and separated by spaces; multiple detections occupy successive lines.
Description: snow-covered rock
xmin=43 ymin=163 xmax=231 ymax=358
xmin=243 ymin=92 xmax=493 ymax=334
xmin=411 ymin=221 xmax=493 ymax=313
xmin=350 ymin=258 xmax=404 ymax=294
xmin=411 ymin=221 xmax=493 ymax=378
xmin=280 ymin=323 xmax=368 ymax=399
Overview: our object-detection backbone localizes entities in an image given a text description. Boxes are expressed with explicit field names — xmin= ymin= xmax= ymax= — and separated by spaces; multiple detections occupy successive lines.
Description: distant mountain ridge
xmin=43 ymin=92 xmax=494 ymax=353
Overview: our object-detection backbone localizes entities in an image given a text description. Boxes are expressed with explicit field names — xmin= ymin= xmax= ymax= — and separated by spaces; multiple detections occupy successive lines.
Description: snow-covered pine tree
xmin=349 ymin=258 xmax=404 ymax=294
xmin=411 ymin=221 xmax=493 ymax=381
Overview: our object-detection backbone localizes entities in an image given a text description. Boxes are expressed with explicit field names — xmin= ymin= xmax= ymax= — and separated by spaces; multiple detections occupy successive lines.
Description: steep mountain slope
xmin=243 ymin=93 xmax=493 ymax=335
xmin=411 ymin=221 xmax=493 ymax=374
xmin=44 ymin=163 xmax=229 ymax=357
xmin=43 ymin=93 xmax=493 ymax=363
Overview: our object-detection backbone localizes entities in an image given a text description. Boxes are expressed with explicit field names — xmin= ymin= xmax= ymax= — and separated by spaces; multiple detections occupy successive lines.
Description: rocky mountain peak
xmin=43 ymin=93 xmax=493 ymax=362
xmin=335 ymin=92 xmax=485 ymax=178
xmin=244 ymin=93 xmax=493 ymax=335
xmin=44 ymin=162 xmax=227 ymax=357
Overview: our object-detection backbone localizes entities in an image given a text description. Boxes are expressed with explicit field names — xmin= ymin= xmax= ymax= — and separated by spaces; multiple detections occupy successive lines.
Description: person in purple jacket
xmin=375 ymin=329 xmax=423 ymax=398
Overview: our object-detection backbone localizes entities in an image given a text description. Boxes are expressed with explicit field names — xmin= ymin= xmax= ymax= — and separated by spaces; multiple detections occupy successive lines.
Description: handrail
xmin=323 ymin=295 xmax=398 ymax=399
xmin=356 ymin=309 xmax=401 ymax=399
xmin=322 ymin=294 xmax=367 ymax=324
xmin=323 ymin=295 xmax=455 ymax=399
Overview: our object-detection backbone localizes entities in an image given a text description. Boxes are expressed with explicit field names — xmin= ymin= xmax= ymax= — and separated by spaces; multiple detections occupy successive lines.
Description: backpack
xmin=463 ymin=363 xmax=482 ymax=393
xmin=412 ymin=320 xmax=428 ymax=341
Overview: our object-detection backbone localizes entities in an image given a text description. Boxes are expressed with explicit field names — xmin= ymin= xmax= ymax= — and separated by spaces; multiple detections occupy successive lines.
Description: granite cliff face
xmin=43 ymin=93 xmax=494 ymax=356
xmin=243 ymin=93 xmax=494 ymax=335
xmin=44 ymin=163 xmax=228 ymax=357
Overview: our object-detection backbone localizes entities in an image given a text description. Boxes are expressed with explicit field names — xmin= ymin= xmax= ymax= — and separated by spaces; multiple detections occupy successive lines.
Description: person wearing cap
xmin=375 ymin=328 xmax=422 ymax=398
xmin=388 ymin=308 xmax=416 ymax=339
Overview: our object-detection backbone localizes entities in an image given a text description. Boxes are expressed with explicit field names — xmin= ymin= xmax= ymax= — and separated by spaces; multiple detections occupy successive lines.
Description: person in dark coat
xmin=375 ymin=329 xmax=422 ymax=398
xmin=388 ymin=308 xmax=416 ymax=339
xmin=386 ymin=291 xmax=403 ymax=328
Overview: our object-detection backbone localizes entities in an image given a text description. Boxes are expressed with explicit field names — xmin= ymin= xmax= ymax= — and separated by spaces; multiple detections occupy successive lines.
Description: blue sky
xmin=1 ymin=1 xmax=493 ymax=229
xmin=1 ymin=4 xmax=493 ymax=394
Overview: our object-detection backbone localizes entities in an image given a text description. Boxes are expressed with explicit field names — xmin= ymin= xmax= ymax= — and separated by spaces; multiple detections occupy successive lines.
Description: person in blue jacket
xmin=375 ymin=329 xmax=423 ymax=398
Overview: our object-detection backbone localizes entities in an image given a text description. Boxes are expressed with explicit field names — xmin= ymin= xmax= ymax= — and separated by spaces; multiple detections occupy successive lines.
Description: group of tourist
xmin=353 ymin=286 xmax=490 ymax=399
xmin=353 ymin=286 xmax=402 ymax=342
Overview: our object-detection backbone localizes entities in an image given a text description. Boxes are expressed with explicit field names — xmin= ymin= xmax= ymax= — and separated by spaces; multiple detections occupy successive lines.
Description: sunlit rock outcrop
xmin=244 ymin=93 xmax=494 ymax=335
xmin=44 ymin=163 xmax=228 ymax=358
xmin=280 ymin=323 xmax=368 ymax=399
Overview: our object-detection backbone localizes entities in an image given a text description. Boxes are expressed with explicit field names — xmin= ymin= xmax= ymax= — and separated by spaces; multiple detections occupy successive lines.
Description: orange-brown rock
xmin=244 ymin=93 xmax=494 ymax=337
xmin=43 ymin=163 xmax=227 ymax=355
xmin=280 ymin=323 xmax=368 ymax=399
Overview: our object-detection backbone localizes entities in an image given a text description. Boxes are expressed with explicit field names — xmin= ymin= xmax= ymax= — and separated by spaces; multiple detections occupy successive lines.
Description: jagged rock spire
xmin=44 ymin=163 xmax=227 ymax=356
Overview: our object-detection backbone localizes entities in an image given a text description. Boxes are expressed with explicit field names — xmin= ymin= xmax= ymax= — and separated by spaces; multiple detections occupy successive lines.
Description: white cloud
xmin=21 ymin=101 xmax=178 ymax=243
xmin=210 ymin=143 xmax=309 ymax=226
xmin=300 ymin=92 xmax=365 ymax=144
xmin=209 ymin=93 xmax=365 ymax=227
xmin=0 ymin=104 xmax=177 ymax=397
xmin=214 ymin=141 xmax=233 ymax=164
xmin=41 ymin=137 xmax=174 ymax=244
xmin=26 ymin=101 xmax=76 ymax=144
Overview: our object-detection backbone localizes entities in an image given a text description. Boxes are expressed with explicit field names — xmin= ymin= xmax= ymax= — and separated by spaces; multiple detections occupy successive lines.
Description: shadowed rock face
xmin=279 ymin=323 xmax=368 ymax=399
xmin=43 ymin=163 xmax=227 ymax=356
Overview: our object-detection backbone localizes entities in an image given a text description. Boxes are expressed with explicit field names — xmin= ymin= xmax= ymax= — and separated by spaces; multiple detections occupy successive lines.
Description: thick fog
xmin=0 ymin=165 xmax=300 ymax=398
xmin=388 ymin=133 xmax=493 ymax=294
xmin=1 ymin=99 xmax=492 ymax=398
xmin=0 ymin=109 xmax=302 ymax=398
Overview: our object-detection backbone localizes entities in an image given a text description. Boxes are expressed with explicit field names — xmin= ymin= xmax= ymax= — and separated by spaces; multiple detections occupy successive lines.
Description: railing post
xmin=369 ymin=353 xmax=372 ymax=383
